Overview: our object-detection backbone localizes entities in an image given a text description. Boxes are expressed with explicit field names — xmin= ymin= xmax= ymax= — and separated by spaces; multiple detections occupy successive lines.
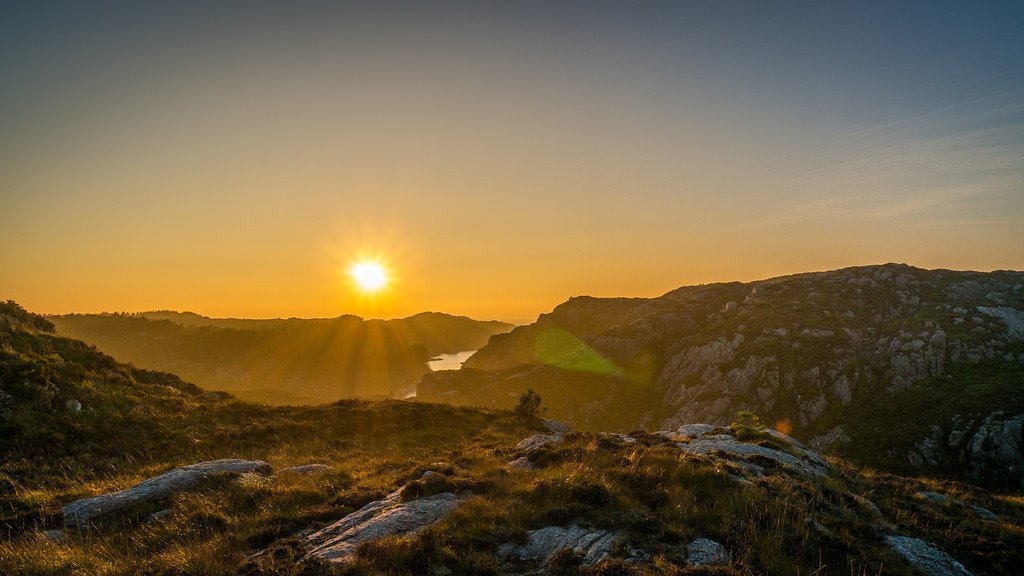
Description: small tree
xmin=515 ymin=388 xmax=544 ymax=419
xmin=730 ymin=410 xmax=767 ymax=441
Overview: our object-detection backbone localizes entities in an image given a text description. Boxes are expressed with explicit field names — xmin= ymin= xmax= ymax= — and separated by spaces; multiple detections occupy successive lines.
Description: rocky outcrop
xmin=143 ymin=509 xmax=174 ymax=524
xmin=666 ymin=424 xmax=831 ymax=480
xmin=964 ymin=412 xmax=1024 ymax=488
xmin=420 ymin=264 xmax=1024 ymax=484
xmin=38 ymin=529 xmax=67 ymax=544
xmin=497 ymin=525 xmax=621 ymax=567
xmin=974 ymin=508 xmax=998 ymax=522
xmin=278 ymin=464 xmax=333 ymax=475
xmin=977 ymin=306 xmax=1024 ymax=340
xmin=885 ymin=535 xmax=973 ymax=576
xmin=301 ymin=486 xmax=466 ymax=565
xmin=914 ymin=491 xmax=950 ymax=504
xmin=244 ymin=424 xmax=994 ymax=574
xmin=686 ymin=538 xmax=730 ymax=567
xmin=905 ymin=411 xmax=1024 ymax=488
xmin=515 ymin=433 xmax=565 ymax=456
xmin=506 ymin=457 xmax=536 ymax=471
xmin=810 ymin=426 xmax=851 ymax=452
xmin=62 ymin=459 xmax=272 ymax=528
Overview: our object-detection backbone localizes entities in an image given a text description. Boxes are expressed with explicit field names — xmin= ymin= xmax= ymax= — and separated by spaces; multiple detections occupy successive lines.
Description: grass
xmin=305 ymin=433 xmax=1024 ymax=575
xmin=1 ymin=399 xmax=538 ymax=575
xmin=4 ymin=418 xmax=1023 ymax=575
xmin=4 ymin=299 xmax=1024 ymax=574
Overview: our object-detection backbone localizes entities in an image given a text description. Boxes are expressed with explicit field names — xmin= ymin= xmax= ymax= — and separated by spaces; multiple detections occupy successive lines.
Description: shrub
xmin=730 ymin=410 xmax=767 ymax=441
xmin=515 ymin=388 xmax=545 ymax=419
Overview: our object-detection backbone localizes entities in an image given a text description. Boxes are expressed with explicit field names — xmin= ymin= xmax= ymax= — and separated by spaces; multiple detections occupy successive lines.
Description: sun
xmin=349 ymin=261 xmax=388 ymax=292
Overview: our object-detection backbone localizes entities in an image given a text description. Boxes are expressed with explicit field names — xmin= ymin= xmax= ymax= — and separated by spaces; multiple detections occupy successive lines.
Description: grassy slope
xmin=2 ymin=301 xmax=1023 ymax=575
xmin=0 ymin=301 xmax=536 ymax=573
xmin=262 ymin=434 xmax=1024 ymax=576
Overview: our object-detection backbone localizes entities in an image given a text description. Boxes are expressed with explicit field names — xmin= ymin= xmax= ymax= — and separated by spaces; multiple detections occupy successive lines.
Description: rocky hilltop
xmin=419 ymin=264 xmax=1024 ymax=486
xmin=3 ymin=299 xmax=1024 ymax=574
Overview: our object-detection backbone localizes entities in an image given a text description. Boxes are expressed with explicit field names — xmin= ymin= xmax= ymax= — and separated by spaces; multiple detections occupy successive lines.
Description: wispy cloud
xmin=771 ymin=87 xmax=1024 ymax=225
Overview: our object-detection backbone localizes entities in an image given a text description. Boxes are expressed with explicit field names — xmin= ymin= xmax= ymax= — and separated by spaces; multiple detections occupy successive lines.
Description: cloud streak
xmin=773 ymin=88 xmax=1024 ymax=225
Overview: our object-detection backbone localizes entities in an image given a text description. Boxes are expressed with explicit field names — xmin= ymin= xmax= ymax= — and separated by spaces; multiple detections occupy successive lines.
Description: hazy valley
xmin=51 ymin=311 xmax=512 ymax=405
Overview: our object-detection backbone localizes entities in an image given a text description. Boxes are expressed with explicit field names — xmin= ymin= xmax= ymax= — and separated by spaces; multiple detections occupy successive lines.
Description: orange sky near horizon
xmin=2 ymin=4 xmax=1022 ymax=324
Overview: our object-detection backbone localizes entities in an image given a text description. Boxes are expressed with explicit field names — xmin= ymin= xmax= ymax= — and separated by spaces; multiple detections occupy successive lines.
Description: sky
xmin=1 ymin=1 xmax=1022 ymax=324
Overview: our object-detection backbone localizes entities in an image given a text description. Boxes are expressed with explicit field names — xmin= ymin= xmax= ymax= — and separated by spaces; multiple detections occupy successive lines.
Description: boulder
xmin=497 ymin=525 xmax=620 ymax=567
xmin=674 ymin=423 xmax=719 ymax=438
xmin=62 ymin=459 xmax=272 ymax=528
xmin=686 ymin=537 xmax=730 ymax=567
xmin=516 ymin=433 xmax=564 ymax=455
xmin=301 ymin=488 xmax=465 ymax=564
xmin=849 ymin=493 xmax=885 ymax=522
xmin=885 ymin=535 xmax=973 ymax=576
xmin=143 ymin=509 xmax=173 ymax=525
xmin=914 ymin=492 xmax=949 ymax=504
xmin=973 ymin=507 xmax=998 ymax=522
xmin=278 ymin=464 xmax=334 ymax=475
xmin=506 ymin=457 xmax=536 ymax=471
xmin=671 ymin=426 xmax=831 ymax=480
xmin=38 ymin=529 xmax=67 ymax=544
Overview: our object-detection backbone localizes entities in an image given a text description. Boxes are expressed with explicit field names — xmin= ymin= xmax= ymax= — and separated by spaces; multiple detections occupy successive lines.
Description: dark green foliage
xmin=0 ymin=301 xmax=56 ymax=333
xmin=515 ymin=388 xmax=545 ymax=419
xmin=823 ymin=356 xmax=1024 ymax=485
xmin=729 ymin=411 xmax=767 ymax=441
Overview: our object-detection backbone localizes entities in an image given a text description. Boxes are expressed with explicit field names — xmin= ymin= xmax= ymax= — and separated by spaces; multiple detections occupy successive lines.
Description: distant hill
xmin=50 ymin=311 xmax=512 ymax=404
xmin=1 ymin=300 xmax=217 ymax=464
xmin=420 ymin=264 xmax=1024 ymax=487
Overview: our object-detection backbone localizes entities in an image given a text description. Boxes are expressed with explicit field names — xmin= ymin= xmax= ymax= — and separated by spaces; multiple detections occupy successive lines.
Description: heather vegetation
xmin=3 ymin=289 xmax=1023 ymax=575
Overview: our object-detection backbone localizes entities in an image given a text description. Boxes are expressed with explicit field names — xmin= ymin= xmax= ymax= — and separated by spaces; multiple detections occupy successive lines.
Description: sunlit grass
xmin=0 ymin=397 xmax=537 ymax=575
xmin=1 ymin=307 xmax=1021 ymax=575
xmin=5 ymin=423 xmax=1024 ymax=575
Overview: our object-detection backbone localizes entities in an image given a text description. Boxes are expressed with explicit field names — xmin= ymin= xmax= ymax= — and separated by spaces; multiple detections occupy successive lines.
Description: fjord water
xmin=427 ymin=350 xmax=477 ymax=371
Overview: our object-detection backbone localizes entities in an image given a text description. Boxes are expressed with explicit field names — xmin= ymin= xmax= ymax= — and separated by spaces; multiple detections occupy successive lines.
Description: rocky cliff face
xmin=420 ymin=264 xmax=1024 ymax=486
